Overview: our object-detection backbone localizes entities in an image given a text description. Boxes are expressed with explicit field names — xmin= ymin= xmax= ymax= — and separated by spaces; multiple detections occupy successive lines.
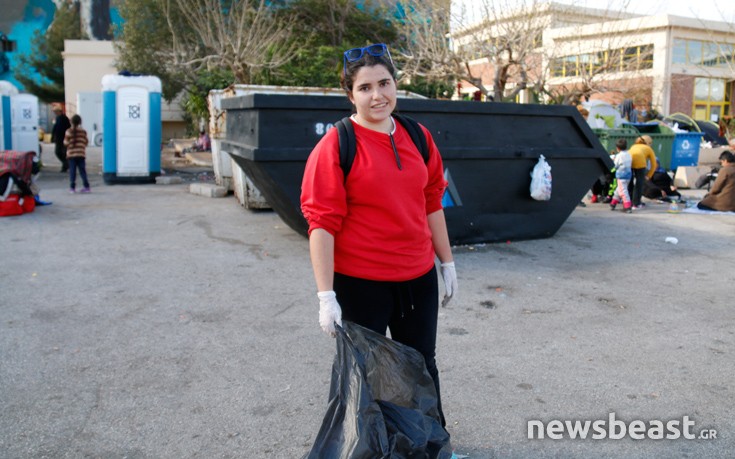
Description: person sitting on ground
xmin=643 ymin=157 xmax=683 ymax=203
xmin=193 ymin=130 xmax=211 ymax=152
xmin=697 ymin=151 xmax=735 ymax=212
xmin=694 ymin=165 xmax=720 ymax=190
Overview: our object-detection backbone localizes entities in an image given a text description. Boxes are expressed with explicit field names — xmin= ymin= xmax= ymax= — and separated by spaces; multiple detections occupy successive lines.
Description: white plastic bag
xmin=530 ymin=155 xmax=552 ymax=201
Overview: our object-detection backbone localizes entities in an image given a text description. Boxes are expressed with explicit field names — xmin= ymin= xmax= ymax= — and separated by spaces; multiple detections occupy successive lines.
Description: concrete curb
xmin=156 ymin=176 xmax=183 ymax=185
xmin=189 ymin=182 xmax=227 ymax=198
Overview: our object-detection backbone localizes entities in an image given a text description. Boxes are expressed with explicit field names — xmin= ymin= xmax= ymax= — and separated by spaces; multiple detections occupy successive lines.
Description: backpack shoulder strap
xmin=337 ymin=114 xmax=429 ymax=182
xmin=393 ymin=114 xmax=429 ymax=163
xmin=335 ymin=117 xmax=356 ymax=182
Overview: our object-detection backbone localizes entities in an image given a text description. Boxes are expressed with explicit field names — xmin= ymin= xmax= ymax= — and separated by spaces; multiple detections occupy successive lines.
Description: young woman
xmin=300 ymin=43 xmax=457 ymax=426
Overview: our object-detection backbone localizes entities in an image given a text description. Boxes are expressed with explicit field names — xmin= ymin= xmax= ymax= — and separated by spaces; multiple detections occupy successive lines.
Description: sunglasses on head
xmin=343 ymin=43 xmax=393 ymax=76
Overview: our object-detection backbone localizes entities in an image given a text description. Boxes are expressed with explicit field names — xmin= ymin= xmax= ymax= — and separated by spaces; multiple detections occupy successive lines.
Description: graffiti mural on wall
xmin=0 ymin=0 xmax=121 ymax=91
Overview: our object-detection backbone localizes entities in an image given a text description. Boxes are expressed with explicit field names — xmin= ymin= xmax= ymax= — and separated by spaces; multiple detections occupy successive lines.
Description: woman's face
xmin=348 ymin=64 xmax=397 ymax=129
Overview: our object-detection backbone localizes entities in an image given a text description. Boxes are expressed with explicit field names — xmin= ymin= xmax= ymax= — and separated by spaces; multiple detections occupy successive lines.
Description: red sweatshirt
xmin=301 ymin=117 xmax=447 ymax=282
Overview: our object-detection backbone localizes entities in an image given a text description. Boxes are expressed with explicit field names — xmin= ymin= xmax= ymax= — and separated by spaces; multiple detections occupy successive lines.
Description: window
xmin=578 ymin=53 xmax=591 ymax=74
xmin=550 ymin=59 xmax=564 ymax=77
xmin=549 ymin=44 xmax=654 ymax=78
xmin=672 ymin=38 xmax=735 ymax=67
xmin=687 ymin=40 xmax=703 ymax=65
xmin=639 ymin=44 xmax=654 ymax=68
xmin=623 ymin=47 xmax=639 ymax=67
xmin=672 ymin=38 xmax=687 ymax=64
xmin=591 ymin=51 xmax=606 ymax=73
xmin=703 ymin=42 xmax=720 ymax=66
xmin=694 ymin=78 xmax=710 ymax=100
xmin=693 ymin=78 xmax=730 ymax=122
xmin=710 ymin=79 xmax=725 ymax=102
xmin=718 ymin=44 xmax=734 ymax=65
xmin=564 ymin=55 xmax=579 ymax=77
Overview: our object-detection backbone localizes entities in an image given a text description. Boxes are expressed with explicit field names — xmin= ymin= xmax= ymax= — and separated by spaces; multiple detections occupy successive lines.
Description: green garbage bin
xmin=623 ymin=122 xmax=676 ymax=170
xmin=592 ymin=127 xmax=639 ymax=155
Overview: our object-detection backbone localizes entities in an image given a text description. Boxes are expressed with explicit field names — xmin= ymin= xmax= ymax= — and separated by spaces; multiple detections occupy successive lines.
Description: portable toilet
xmin=0 ymin=80 xmax=20 ymax=151
xmin=10 ymin=94 xmax=40 ymax=153
xmin=101 ymin=74 xmax=162 ymax=184
xmin=77 ymin=92 xmax=103 ymax=147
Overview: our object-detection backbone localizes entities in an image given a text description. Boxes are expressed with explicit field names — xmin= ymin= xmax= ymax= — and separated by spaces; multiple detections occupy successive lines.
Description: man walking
xmin=51 ymin=106 xmax=71 ymax=172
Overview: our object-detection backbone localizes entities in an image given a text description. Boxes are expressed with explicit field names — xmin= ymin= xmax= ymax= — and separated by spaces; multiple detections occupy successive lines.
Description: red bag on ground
xmin=0 ymin=194 xmax=34 ymax=217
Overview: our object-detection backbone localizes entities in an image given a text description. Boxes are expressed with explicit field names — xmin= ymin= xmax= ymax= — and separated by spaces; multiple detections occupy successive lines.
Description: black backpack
xmin=334 ymin=114 xmax=429 ymax=181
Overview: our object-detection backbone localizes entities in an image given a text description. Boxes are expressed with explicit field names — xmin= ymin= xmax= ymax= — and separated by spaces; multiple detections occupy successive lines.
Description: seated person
xmin=643 ymin=157 xmax=682 ymax=203
xmin=695 ymin=166 xmax=719 ymax=190
xmin=697 ymin=151 xmax=735 ymax=212
xmin=193 ymin=130 xmax=211 ymax=152
xmin=589 ymin=172 xmax=614 ymax=203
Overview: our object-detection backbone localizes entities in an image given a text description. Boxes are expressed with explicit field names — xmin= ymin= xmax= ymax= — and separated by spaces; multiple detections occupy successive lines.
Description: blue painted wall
xmin=0 ymin=0 xmax=122 ymax=91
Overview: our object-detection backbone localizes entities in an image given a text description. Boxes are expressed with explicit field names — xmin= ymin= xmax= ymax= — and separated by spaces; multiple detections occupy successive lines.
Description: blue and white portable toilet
xmin=101 ymin=74 xmax=162 ymax=184
xmin=0 ymin=80 xmax=20 ymax=151
xmin=10 ymin=93 xmax=40 ymax=153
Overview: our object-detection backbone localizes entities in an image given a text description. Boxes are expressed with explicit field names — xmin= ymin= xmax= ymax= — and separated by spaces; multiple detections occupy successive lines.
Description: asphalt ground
xmin=1 ymin=144 xmax=734 ymax=458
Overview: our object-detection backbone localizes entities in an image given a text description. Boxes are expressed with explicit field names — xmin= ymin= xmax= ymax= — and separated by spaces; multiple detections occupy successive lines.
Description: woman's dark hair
xmin=71 ymin=114 xmax=82 ymax=127
xmin=615 ymin=138 xmax=628 ymax=150
xmin=719 ymin=151 xmax=735 ymax=163
xmin=340 ymin=53 xmax=397 ymax=94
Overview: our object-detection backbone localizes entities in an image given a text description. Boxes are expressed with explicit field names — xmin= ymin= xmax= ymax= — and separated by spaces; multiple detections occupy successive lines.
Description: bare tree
xmin=539 ymin=9 xmax=655 ymax=106
xmin=398 ymin=0 xmax=654 ymax=104
xmin=156 ymin=0 xmax=300 ymax=84
xmin=454 ymin=0 xmax=552 ymax=101
xmin=396 ymin=0 xmax=562 ymax=101
xmin=393 ymin=0 xmax=458 ymax=82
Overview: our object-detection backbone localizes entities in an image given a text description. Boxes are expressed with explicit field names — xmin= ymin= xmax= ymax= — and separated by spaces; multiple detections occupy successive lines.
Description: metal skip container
xmin=207 ymin=85 xmax=356 ymax=208
xmin=222 ymin=94 xmax=613 ymax=245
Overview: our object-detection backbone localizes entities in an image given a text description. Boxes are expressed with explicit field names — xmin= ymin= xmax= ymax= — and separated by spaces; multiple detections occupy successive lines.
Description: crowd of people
xmin=589 ymin=133 xmax=735 ymax=213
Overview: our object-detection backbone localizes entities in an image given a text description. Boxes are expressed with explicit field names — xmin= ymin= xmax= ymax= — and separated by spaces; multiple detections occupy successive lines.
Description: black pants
xmin=334 ymin=266 xmax=445 ymax=426
xmin=68 ymin=157 xmax=89 ymax=189
xmin=629 ymin=168 xmax=646 ymax=206
xmin=55 ymin=143 xmax=68 ymax=171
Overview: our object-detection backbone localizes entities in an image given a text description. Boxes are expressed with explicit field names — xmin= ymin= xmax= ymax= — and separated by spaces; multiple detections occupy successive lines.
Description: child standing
xmin=610 ymin=138 xmax=632 ymax=213
xmin=64 ymin=114 xmax=90 ymax=193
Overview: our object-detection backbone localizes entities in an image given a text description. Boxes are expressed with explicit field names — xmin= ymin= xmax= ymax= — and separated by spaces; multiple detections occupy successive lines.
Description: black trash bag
xmin=306 ymin=321 xmax=452 ymax=459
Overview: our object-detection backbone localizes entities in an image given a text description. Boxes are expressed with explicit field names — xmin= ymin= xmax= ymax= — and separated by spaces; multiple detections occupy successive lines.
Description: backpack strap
xmin=336 ymin=117 xmax=356 ymax=182
xmin=336 ymin=114 xmax=429 ymax=182
xmin=393 ymin=114 xmax=429 ymax=163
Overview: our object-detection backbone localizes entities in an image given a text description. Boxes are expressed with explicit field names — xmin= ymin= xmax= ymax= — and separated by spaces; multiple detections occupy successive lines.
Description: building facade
xmin=62 ymin=40 xmax=187 ymax=141
xmin=450 ymin=1 xmax=734 ymax=122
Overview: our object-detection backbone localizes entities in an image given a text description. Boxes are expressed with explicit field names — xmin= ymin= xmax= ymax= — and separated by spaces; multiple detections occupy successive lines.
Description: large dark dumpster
xmin=222 ymin=94 xmax=613 ymax=245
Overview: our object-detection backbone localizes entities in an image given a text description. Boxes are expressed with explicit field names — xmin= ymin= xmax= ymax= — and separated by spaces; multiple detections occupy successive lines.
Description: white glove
xmin=317 ymin=290 xmax=342 ymax=337
xmin=440 ymin=261 xmax=457 ymax=307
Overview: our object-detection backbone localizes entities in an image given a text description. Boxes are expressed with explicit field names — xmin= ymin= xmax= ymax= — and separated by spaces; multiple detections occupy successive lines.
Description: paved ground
xmin=1 ymin=144 xmax=734 ymax=458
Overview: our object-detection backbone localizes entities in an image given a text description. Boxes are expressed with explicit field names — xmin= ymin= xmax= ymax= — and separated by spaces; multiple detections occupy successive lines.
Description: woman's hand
xmin=440 ymin=261 xmax=457 ymax=307
xmin=317 ymin=291 xmax=342 ymax=337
